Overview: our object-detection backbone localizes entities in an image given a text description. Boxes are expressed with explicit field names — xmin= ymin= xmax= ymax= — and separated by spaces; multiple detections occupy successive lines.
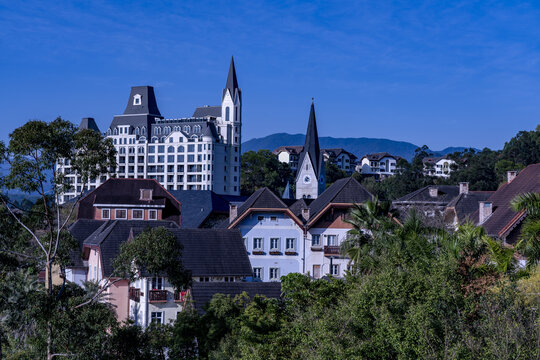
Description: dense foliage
xmin=240 ymin=150 xmax=293 ymax=196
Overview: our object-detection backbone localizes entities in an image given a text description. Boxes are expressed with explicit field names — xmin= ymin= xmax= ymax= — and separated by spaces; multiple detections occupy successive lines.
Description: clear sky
xmin=1 ymin=1 xmax=539 ymax=150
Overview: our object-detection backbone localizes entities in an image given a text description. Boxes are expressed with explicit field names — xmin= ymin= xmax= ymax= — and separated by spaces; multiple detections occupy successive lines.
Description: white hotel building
xmin=58 ymin=58 xmax=242 ymax=203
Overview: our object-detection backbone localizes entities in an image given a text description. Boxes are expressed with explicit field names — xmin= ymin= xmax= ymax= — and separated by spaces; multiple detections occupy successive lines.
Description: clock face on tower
xmin=303 ymin=175 xmax=311 ymax=184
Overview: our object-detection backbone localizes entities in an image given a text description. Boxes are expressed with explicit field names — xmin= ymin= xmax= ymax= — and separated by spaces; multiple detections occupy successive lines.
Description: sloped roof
xmin=308 ymin=177 xmax=374 ymax=220
xmin=446 ymin=191 xmax=493 ymax=223
xmin=169 ymin=190 xmax=247 ymax=228
xmin=123 ymin=86 xmax=161 ymax=116
xmin=67 ymin=219 xmax=106 ymax=267
xmin=190 ymin=282 xmax=282 ymax=312
xmin=288 ymin=198 xmax=313 ymax=218
xmin=361 ymin=152 xmax=399 ymax=161
xmin=394 ymin=185 xmax=460 ymax=204
xmin=83 ymin=220 xmax=179 ymax=276
xmin=168 ymin=228 xmax=252 ymax=277
xmin=192 ymin=106 xmax=221 ymax=118
xmin=323 ymin=148 xmax=358 ymax=160
xmin=78 ymin=117 xmax=100 ymax=132
xmin=223 ymin=57 xmax=241 ymax=101
xmin=478 ymin=164 xmax=540 ymax=238
xmin=272 ymin=145 xmax=304 ymax=155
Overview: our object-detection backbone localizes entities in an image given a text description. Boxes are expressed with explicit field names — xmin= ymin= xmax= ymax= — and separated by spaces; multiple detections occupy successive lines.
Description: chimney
xmin=479 ymin=201 xmax=493 ymax=224
xmin=507 ymin=171 xmax=517 ymax=183
xmin=140 ymin=189 xmax=153 ymax=201
xmin=301 ymin=208 xmax=310 ymax=222
xmin=459 ymin=182 xmax=469 ymax=195
xmin=429 ymin=187 xmax=438 ymax=198
xmin=229 ymin=204 xmax=238 ymax=223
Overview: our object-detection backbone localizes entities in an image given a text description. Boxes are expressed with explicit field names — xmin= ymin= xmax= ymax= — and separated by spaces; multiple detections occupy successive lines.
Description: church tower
xmin=296 ymin=102 xmax=326 ymax=199
xmin=219 ymin=57 xmax=242 ymax=146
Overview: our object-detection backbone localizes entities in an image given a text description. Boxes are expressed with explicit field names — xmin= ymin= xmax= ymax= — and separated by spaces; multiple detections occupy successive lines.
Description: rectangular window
xmin=132 ymin=209 xmax=143 ymax=219
xmin=257 ymin=215 xmax=264 ymax=222
xmin=285 ymin=238 xmax=296 ymax=252
xmin=327 ymin=235 xmax=337 ymax=246
xmin=148 ymin=155 xmax=155 ymax=163
xmin=101 ymin=208 xmax=110 ymax=219
xmin=253 ymin=267 xmax=262 ymax=280
xmin=167 ymin=155 xmax=175 ymax=162
xmin=177 ymin=155 xmax=184 ymax=162
xmin=187 ymin=155 xmax=195 ymax=162
xmin=151 ymin=277 xmax=163 ymax=290
xmin=158 ymin=145 xmax=164 ymax=153
xmin=148 ymin=146 xmax=155 ymax=153
xmin=158 ymin=155 xmax=164 ymax=163
xmin=115 ymin=209 xmax=127 ymax=219
xmin=188 ymin=144 xmax=195 ymax=152
xmin=253 ymin=238 xmax=263 ymax=251
xmin=312 ymin=234 xmax=321 ymax=246
xmin=198 ymin=144 xmax=202 ymax=152
xmin=269 ymin=268 xmax=280 ymax=281
xmin=151 ymin=312 xmax=163 ymax=324
xmin=270 ymin=216 xmax=277 ymax=221
xmin=148 ymin=210 xmax=157 ymax=220
xmin=270 ymin=238 xmax=280 ymax=251
xmin=330 ymin=264 xmax=340 ymax=276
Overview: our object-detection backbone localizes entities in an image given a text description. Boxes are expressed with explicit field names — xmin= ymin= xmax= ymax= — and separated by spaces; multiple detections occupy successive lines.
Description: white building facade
xmin=58 ymin=58 xmax=242 ymax=203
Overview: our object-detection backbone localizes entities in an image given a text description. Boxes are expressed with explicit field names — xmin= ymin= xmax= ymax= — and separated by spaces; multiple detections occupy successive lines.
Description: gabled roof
xmin=169 ymin=190 xmax=247 ymax=228
xmin=323 ymin=148 xmax=358 ymax=160
xmin=394 ymin=185 xmax=460 ymax=204
xmin=288 ymin=198 xmax=313 ymax=218
xmin=192 ymin=106 xmax=221 ymax=118
xmin=477 ymin=164 xmax=540 ymax=238
xmin=272 ymin=145 xmax=304 ymax=156
xmin=67 ymin=219 xmax=106 ymax=267
xmin=190 ymin=282 xmax=282 ymax=312
xmin=361 ymin=152 xmax=399 ymax=161
xmin=445 ymin=191 xmax=494 ymax=223
xmin=297 ymin=103 xmax=323 ymax=179
xmin=83 ymin=220 xmax=180 ymax=276
xmin=78 ymin=117 xmax=100 ymax=132
xmin=225 ymin=187 xmax=303 ymax=228
xmin=308 ymin=177 xmax=374 ymax=223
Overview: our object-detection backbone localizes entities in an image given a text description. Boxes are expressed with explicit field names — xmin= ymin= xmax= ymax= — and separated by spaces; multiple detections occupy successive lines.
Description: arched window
xmin=138 ymin=147 xmax=144 ymax=154
xmin=235 ymin=107 xmax=238 ymax=122
xmin=174 ymin=126 xmax=180 ymax=132
xmin=151 ymin=136 xmax=158 ymax=143
xmin=194 ymin=125 xmax=201 ymax=133
xmin=142 ymin=126 xmax=146 ymax=135
xmin=113 ymin=128 xmax=118 ymax=135
xmin=113 ymin=139 xmax=117 ymax=145
xmin=178 ymin=146 xmax=184 ymax=152
xmin=129 ymin=147 xmax=135 ymax=154
xmin=139 ymin=136 xmax=146 ymax=142
xmin=135 ymin=127 xmax=140 ymax=135
xmin=168 ymin=146 xmax=174 ymax=153
xmin=191 ymin=135 xmax=198 ymax=140
xmin=225 ymin=107 xmax=230 ymax=121
xmin=183 ymin=125 xmax=190 ymax=133
xmin=119 ymin=147 xmax=126 ymax=154
xmin=160 ymin=137 xmax=166 ymax=143
xmin=107 ymin=129 xmax=112 ymax=136
xmin=164 ymin=126 xmax=170 ymax=135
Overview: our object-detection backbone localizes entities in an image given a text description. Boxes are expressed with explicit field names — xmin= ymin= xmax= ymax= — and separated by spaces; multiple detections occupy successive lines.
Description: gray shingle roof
xmin=169 ymin=190 xmax=246 ymax=228
xmin=83 ymin=220 xmax=180 ymax=276
xmin=67 ymin=219 xmax=106 ymax=267
xmin=78 ymin=117 xmax=100 ymax=132
xmin=223 ymin=57 xmax=241 ymax=101
xmin=123 ymin=86 xmax=161 ymax=116
xmin=308 ymin=177 xmax=374 ymax=219
xmin=394 ymin=185 xmax=460 ymax=204
xmin=192 ymin=106 xmax=222 ymax=118
xmin=361 ymin=152 xmax=399 ymax=161
xmin=446 ymin=191 xmax=493 ymax=223
xmin=190 ymin=282 xmax=281 ymax=312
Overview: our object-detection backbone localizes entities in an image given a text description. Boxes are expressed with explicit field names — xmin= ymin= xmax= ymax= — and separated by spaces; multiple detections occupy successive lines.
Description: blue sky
xmin=1 ymin=1 xmax=539 ymax=150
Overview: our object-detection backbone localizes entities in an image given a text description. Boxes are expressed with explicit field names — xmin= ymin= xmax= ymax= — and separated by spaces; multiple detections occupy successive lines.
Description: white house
xmin=357 ymin=152 xmax=401 ymax=178
xmin=423 ymin=156 xmax=456 ymax=178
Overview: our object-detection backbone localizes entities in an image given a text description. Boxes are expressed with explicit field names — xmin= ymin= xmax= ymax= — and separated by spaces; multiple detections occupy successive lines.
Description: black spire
xmin=223 ymin=57 xmax=241 ymax=100
xmin=303 ymin=101 xmax=321 ymax=176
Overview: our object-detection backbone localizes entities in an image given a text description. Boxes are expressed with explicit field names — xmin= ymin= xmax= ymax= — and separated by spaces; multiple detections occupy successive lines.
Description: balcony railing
xmin=149 ymin=289 xmax=168 ymax=303
xmin=174 ymin=291 xmax=187 ymax=302
xmin=324 ymin=245 xmax=341 ymax=257
xmin=129 ymin=287 xmax=141 ymax=302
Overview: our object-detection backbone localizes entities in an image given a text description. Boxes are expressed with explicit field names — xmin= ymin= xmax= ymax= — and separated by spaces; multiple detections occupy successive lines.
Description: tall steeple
xmin=295 ymin=101 xmax=326 ymax=199
xmin=303 ymin=101 xmax=321 ymax=176
xmin=223 ymin=56 xmax=241 ymax=101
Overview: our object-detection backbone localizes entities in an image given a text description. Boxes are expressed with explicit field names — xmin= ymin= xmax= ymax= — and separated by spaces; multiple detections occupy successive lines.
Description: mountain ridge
xmin=242 ymin=133 xmax=475 ymax=161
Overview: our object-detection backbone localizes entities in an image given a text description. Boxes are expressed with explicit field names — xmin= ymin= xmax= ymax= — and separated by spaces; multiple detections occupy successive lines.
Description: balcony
xmin=174 ymin=290 xmax=187 ymax=302
xmin=129 ymin=287 xmax=140 ymax=302
xmin=324 ymin=245 xmax=341 ymax=257
xmin=149 ymin=289 xmax=168 ymax=303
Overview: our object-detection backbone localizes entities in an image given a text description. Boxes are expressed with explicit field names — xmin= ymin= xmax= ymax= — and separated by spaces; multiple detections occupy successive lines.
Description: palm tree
xmin=511 ymin=192 xmax=540 ymax=268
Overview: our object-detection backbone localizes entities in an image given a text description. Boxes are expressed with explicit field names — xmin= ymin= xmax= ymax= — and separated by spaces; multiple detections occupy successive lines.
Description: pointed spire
xmin=303 ymin=101 xmax=321 ymax=176
xmin=223 ymin=56 xmax=240 ymax=100
xmin=282 ymin=182 xmax=292 ymax=200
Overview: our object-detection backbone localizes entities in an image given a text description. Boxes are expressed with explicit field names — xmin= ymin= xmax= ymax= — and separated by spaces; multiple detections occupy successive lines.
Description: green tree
xmin=511 ymin=192 xmax=540 ymax=268
xmin=500 ymin=125 xmax=540 ymax=166
xmin=324 ymin=160 xmax=347 ymax=186
xmin=0 ymin=118 xmax=116 ymax=359
xmin=240 ymin=150 xmax=292 ymax=196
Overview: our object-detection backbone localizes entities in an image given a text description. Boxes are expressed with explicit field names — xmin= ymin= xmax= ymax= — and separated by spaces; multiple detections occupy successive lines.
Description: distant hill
xmin=242 ymin=133 xmax=473 ymax=161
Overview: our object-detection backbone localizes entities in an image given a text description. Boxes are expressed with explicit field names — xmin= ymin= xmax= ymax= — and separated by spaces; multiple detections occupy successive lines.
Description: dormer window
xmin=133 ymin=94 xmax=142 ymax=105
xmin=140 ymin=189 xmax=153 ymax=201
